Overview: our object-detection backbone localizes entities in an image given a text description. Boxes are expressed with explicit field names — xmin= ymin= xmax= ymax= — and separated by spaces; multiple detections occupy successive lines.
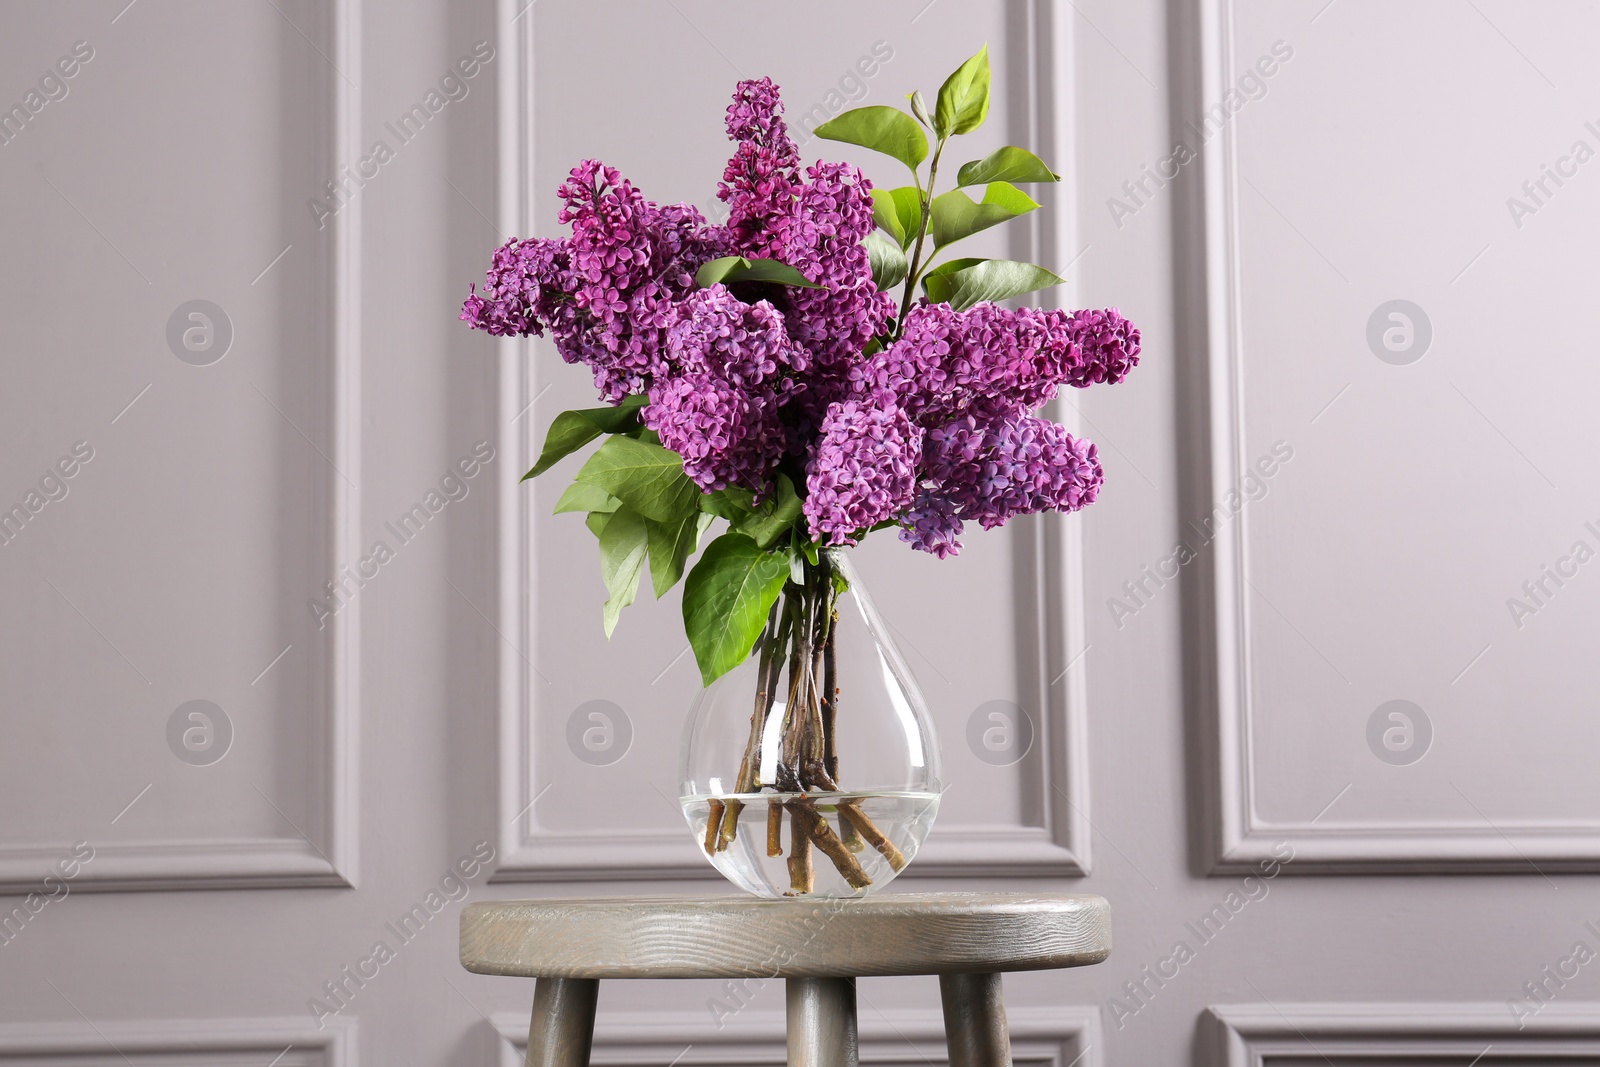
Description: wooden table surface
xmin=460 ymin=892 xmax=1112 ymax=979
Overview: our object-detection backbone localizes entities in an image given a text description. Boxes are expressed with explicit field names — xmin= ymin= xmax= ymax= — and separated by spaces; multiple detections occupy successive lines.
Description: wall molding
xmin=1188 ymin=0 xmax=1600 ymax=874
xmin=0 ymin=0 xmax=360 ymax=895
xmin=492 ymin=1 xmax=1090 ymax=882
xmin=1206 ymin=1002 xmax=1600 ymax=1063
xmin=490 ymin=1005 xmax=1099 ymax=1067
xmin=0 ymin=1016 xmax=352 ymax=1065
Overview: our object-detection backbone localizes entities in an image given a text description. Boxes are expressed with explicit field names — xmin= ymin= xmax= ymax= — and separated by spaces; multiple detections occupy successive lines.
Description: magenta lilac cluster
xmin=462 ymin=78 xmax=1139 ymax=556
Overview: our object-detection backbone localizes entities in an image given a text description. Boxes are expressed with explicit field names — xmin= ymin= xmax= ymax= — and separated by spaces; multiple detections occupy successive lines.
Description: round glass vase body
xmin=679 ymin=548 xmax=942 ymax=898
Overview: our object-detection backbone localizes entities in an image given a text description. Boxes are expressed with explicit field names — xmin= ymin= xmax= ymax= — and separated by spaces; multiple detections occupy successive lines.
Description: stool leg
xmin=786 ymin=976 xmax=857 ymax=1067
xmin=524 ymin=977 xmax=599 ymax=1067
xmin=939 ymin=973 xmax=1011 ymax=1067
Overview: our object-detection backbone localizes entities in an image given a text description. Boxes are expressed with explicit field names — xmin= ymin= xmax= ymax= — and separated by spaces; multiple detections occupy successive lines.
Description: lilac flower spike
xmin=804 ymin=401 xmax=922 ymax=545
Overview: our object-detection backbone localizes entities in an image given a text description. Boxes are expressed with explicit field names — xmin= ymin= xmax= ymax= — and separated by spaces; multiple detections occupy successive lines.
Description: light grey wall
xmin=2 ymin=1 xmax=1596 ymax=1064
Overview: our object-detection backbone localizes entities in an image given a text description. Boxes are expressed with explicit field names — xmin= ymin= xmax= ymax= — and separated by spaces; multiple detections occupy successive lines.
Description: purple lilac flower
xmin=776 ymin=162 xmax=897 ymax=372
xmin=459 ymin=237 xmax=575 ymax=339
xmin=900 ymin=413 xmax=1103 ymax=557
xmin=665 ymin=285 xmax=807 ymax=389
xmin=899 ymin=490 xmax=963 ymax=559
xmin=554 ymin=161 xmax=726 ymax=400
xmin=1063 ymin=307 xmax=1140 ymax=388
xmin=804 ymin=401 xmax=923 ymax=545
xmin=718 ymin=81 xmax=893 ymax=375
xmin=645 ymin=372 xmax=785 ymax=493
xmin=855 ymin=303 xmax=1142 ymax=424
xmin=720 ymin=77 xmax=803 ymax=259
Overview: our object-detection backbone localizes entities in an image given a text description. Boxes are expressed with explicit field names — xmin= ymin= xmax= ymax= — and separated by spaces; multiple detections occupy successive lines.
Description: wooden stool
xmin=460 ymin=893 xmax=1111 ymax=1067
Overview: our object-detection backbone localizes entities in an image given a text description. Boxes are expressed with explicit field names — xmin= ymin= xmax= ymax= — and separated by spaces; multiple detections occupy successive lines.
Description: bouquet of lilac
xmin=463 ymin=49 xmax=1137 ymax=889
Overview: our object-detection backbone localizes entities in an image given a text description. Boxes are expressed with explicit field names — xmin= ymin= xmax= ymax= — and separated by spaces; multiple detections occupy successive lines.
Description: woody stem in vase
xmin=698 ymin=553 xmax=898 ymax=893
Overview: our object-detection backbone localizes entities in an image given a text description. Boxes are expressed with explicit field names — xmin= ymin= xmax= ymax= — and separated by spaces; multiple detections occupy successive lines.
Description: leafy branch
xmin=814 ymin=43 xmax=1068 ymax=330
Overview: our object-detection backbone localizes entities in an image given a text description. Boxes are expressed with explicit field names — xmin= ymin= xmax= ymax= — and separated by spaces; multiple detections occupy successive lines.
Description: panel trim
xmin=0 ymin=0 xmax=360 ymax=894
xmin=490 ymin=1005 xmax=1100 ymax=1067
xmin=491 ymin=0 xmax=1091 ymax=884
xmin=1206 ymin=1002 xmax=1600 ymax=1063
xmin=1190 ymin=0 xmax=1600 ymax=874
xmin=0 ymin=1017 xmax=352 ymax=1064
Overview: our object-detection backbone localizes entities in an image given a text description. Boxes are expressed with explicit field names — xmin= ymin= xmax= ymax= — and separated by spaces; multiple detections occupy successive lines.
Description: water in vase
xmin=682 ymin=789 xmax=940 ymax=898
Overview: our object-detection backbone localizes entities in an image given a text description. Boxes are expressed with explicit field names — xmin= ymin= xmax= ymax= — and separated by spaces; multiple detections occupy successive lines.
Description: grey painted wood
xmin=940 ymin=973 xmax=1011 ymax=1067
xmin=524 ymin=978 xmax=598 ymax=1067
xmin=460 ymin=893 xmax=1111 ymax=979
xmin=786 ymin=977 xmax=858 ymax=1067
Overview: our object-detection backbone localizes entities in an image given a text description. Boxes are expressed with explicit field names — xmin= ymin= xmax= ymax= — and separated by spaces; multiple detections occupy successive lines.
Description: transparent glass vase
xmin=679 ymin=548 xmax=942 ymax=898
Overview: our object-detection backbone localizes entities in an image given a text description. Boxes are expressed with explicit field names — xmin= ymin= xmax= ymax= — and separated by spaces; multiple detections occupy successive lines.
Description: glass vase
xmin=678 ymin=548 xmax=942 ymax=898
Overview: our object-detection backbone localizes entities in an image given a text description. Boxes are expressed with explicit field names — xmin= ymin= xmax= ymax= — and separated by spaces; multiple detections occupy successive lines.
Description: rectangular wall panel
xmin=0 ymin=1018 xmax=351 ymax=1066
xmin=1208 ymin=1003 xmax=1600 ymax=1063
xmin=1191 ymin=0 xmax=1600 ymax=872
xmin=0 ymin=0 xmax=360 ymax=890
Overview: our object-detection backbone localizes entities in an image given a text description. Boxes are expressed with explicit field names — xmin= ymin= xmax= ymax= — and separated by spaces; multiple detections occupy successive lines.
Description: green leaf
xmin=870 ymin=188 xmax=907 ymax=246
xmin=906 ymin=89 xmax=933 ymax=130
xmin=872 ymin=186 xmax=923 ymax=250
xmin=930 ymin=182 xmax=1040 ymax=248
xmin=730 ymin=473 xmax=803 ymax=549
xmin=956 ymin=146 xmax=1061 ymax=187
xmin=921 ymin=256 xmax=989 ymax=282
xmin=922 ymin=259 xmax=1065 ymax=311
xmin=645 ymin=511 xmax=714 ymax=599
xmin=585 ymin=511 xmax=612 ymax=539
xmin=573 ymin=436 xmax=699 ymax=523
xmin=682 ymin=532 xmax=791 ymax=686
xmin=553 ymin=481 xmax=622 ymax=515
xmin=701 ymin=486 xmax=755 ymax=521
xmin=863 ymin=231 xmax=909 ymax=291
xmin=523 ymin=395 xmax=649 ymax=480
xmin=934 ymin=45 xmax=991 ymax=137
xmin=814 ymin=105 xmax=929 ymax=171
xmin=695 ymin=256 xmax=823 ymax=290
xmin=597 ymin=507 xmax=649 ymax=637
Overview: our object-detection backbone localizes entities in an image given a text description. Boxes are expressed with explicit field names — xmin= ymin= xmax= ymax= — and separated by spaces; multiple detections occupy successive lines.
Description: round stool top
xmin=459 ymin=893 xmax=1110 ymax=979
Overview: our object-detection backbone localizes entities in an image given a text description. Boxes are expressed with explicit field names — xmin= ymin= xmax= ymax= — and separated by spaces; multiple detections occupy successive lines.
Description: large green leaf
xmin=863 ymin=231 xmax=909 ymax=292
xmin=871 ymin=186 xmax=924 ymax=250
xmin=573 ymin=436 xmax=699 ymax=523
xmin=934 ymin=45 xmax=991 ymax=137
xmin=597 ymin=507 xmax=649 ymax=637
xmin=870 ymin=188 xmax=906 ymax=246
xmin=646 ymin=511 xmax=714 ymax=599
xmin=956 ymin=146 xmax=1060 ymax=187
xmin=553 ymin=481 xmax=622 ymax=515
xmin=682 ymin=532 xmax=791 ymax=686
xmin=522 ymin=394 xmax=648 ymax=480
xmin=814 ymin=106 xmax=929 ymax=171
xmin=922 ymin=258 xmax=1065 ymax=311
xmin=920 ymin=256 xmax=988 ymax=284
xmin=730 ymin=473 xmax=803 ymax=549
xmin=700 ymin=487 xmax=755 ymax=521
xmin=930 ymin=182 xmax=1040 ymax=248
xmin=695 ymin=256 xmax=823 ymax=290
